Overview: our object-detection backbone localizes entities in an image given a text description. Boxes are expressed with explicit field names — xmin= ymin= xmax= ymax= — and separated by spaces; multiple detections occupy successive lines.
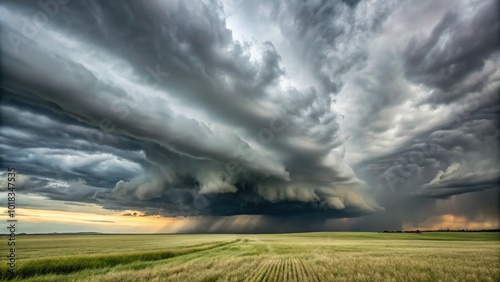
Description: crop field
xmin=1 ymin=232 xmax=499 ymax=281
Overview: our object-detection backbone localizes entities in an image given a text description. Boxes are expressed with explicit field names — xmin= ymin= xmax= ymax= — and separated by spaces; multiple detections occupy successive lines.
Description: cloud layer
xmin=0 ymin=0 xmax=498 ymax=232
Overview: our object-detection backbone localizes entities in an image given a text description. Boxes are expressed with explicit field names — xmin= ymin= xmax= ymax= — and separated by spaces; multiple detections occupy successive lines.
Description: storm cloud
xmin=0 ymin=0 xmax=498 ymax=232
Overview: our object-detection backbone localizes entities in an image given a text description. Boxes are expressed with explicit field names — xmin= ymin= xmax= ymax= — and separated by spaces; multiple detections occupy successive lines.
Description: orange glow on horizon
xmin=403 ymin=214 xmax=499 ymax=231
xmin=3 ymin=208 xmax=190 ymax=233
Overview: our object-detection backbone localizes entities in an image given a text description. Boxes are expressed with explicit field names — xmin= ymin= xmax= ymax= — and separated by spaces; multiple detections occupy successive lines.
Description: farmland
xmin=1 ymin=232 xmax=499 ymax=281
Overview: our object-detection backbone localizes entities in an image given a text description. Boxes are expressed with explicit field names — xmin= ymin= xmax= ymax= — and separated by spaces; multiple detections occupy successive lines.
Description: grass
xmin=0 ymin=238 xmax=240 ymax=280
xmin=1 ymin=232 xmax=498 ymax=281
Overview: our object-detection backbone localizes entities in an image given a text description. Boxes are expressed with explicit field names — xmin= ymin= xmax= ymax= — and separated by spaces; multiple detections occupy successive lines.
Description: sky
xmin=0 ymin=0 xmax=498 ymax=233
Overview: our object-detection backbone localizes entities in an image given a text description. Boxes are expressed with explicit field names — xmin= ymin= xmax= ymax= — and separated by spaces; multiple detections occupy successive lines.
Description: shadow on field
xmin=0 ymin=239 xmax=240 ymax=281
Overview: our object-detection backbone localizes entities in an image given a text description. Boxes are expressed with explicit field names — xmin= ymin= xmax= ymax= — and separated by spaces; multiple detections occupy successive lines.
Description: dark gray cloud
xmin=404 ymin=0 xmax=499 ymax=97
xmin=0 ymin=0 xmax=498 ymax=232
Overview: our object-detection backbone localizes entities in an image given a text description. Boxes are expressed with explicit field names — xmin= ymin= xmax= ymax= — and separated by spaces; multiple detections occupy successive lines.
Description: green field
xmin=1 ymin=232 xmax=499 ymax=281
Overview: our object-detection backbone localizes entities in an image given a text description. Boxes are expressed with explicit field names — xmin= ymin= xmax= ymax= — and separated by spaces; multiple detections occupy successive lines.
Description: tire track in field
xmin=246 ymin=258 xmax=274 ymax=282
xmin=278 ymin=258 xmax=287 ymax=282
xmin=283 ymin=257 xmax=290 ymax=281
xmin=246 ymin=257 xmax=285 ymax=282
xmin=247 ymin=258 xmax=270 ymax=282
xmin=265 ymin=257 xmax=282 ymax=282
xmin=267 ymin=257 xmax=285 ymax=282
xmin=298 ymin=258 xmax=321 ymax=282
xmin=245 ymin=257 xmax=322 ymax=282
xmin=294 ymin=258 xmax=306 ymax=282
xmin=290 ymin=258 xmax=299 ymax=282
